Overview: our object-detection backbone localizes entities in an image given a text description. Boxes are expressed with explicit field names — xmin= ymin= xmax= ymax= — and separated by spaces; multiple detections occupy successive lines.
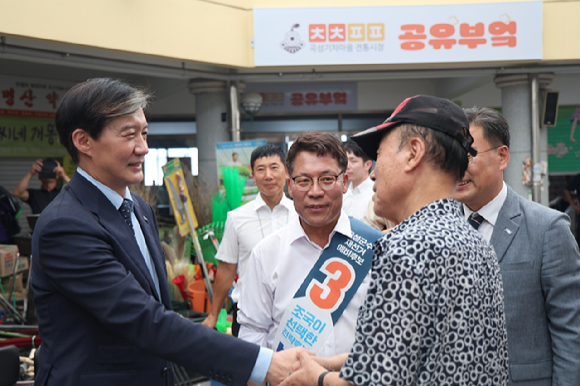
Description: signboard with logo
xmin=253 ymin=1 xmax=542 ymax=66
xmin=244 ymin=82 xmax=357 ymax=113
xmin=0 ymin=75 xmax=73 ymax=157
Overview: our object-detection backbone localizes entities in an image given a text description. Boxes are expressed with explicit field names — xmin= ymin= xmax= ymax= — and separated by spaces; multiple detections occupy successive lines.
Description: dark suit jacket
xmin=492 ymin=186 xmax=580 ymax=385
xmin=31 ymin=172 xmax=260 ymax=386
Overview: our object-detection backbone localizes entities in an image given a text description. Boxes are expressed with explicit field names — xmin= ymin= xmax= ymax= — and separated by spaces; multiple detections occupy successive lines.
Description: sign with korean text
xmin=254 ymin=2 xmax=542 ymax=66
xmin=163 ymin=158 xmax=199 ymax=236
xmin=0 ymin=75 xmax=73 ymax=157
xmin=244 ymin=83 xmax=357 ymax=113
xmin=274 ymin=218 xmax=383 ymax=352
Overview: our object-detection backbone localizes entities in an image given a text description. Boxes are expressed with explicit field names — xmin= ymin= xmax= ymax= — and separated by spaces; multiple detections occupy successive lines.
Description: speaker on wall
xmin=541 ymin=90 xmax=560 ymax=127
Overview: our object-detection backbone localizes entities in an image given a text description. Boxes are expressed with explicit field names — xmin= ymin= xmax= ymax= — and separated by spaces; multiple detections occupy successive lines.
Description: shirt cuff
xmin=249 ymin=347 xmax=273 ymax=385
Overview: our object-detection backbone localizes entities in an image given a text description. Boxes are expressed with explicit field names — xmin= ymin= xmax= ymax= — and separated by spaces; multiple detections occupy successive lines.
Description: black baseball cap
xmin=351 ymin=95 xmax=477 ymax=160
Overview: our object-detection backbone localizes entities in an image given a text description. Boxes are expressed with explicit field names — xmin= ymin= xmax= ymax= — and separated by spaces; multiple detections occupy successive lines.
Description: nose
xmin=370 ymin=169 xmax=376 ymax=181
xmin=265 ymin=168 xmax=273 ymax=179
xmin=307 ymin=178 xmax=325 ymax=197
xmin=135 ymin=134 xmax=149 ymax=155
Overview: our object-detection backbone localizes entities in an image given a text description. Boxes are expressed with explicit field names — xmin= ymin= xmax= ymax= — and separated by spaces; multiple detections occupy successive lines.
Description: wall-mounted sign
xmin=254 ymin=1 xmax=542 ymax=66
xmin=0 ymin=75 xmax=73 ymax=157
xmin=244 ymin=82 xmax=357 ymax=113
xmin=548 ymin=106 xmax=580 ymax=174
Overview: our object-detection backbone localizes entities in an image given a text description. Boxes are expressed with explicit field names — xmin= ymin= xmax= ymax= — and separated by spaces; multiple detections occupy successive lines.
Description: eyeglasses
xmin=467 ymin=145 xmax=501 ymax=162
xmin=290 ymin=172 xmax=344 ymax=191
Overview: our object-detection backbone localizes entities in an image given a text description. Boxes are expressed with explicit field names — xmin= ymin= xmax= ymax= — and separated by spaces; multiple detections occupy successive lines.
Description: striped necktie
xmin=468 ymin=212 xmax=484 ymax=230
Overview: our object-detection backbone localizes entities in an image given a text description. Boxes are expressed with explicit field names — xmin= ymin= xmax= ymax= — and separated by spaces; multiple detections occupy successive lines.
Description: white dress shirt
xmin=343 ymin=177 xmax=375 ymax=221
xmin=462 ymin=182 xmax=508 ymax=242
xmin=216 ymin=193 xmax=297 ymax=303
xmin=237 ymin=211 xmax=371 ymax=357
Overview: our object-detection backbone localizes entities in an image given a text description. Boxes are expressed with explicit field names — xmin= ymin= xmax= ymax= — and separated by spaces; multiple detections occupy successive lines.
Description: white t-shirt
xmin=237 ymin=211 xmax=371 ymax=357
xmin=216 ymin=193 xmax=297 ymax=302
xmin=343 ymin=177 xmax=375 ymax=221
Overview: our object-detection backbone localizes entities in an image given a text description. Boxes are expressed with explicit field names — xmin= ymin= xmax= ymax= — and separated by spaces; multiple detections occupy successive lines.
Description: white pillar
xmin=188 ymin=80 xmax=229 ymax=192
xmin=494 ymin=73 xmax=553 ymax=206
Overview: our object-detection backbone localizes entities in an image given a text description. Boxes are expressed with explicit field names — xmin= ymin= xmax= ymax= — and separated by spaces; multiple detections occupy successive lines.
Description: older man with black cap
xmin=280 ymin=95 xmax=509 ymax=386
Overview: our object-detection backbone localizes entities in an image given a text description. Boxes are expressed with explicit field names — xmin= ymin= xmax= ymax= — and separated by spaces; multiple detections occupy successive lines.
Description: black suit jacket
xmin=31 ymin=172 xmax=260 ymax=386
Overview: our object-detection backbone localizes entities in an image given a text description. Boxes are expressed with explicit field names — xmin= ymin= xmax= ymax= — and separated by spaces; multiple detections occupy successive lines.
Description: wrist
xmin=318 ymin=370 xmax=332 ymax=386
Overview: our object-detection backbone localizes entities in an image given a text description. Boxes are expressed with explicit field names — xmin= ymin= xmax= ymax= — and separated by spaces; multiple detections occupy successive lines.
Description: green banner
xmin=548 ymin=105 xmax=580 ymax=174
xmin=0 ymin=116 xmax=67 ymax=157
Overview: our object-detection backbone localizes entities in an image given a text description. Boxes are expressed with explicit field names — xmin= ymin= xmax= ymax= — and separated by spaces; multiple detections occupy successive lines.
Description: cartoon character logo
xmin=280 ymin=24 xmax=304 ymax=54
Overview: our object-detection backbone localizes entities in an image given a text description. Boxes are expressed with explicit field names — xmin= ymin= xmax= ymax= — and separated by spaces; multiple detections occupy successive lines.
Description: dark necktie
xmin=119 ymin=199 xmax=134 ymax=234
xmin=468 ymin=212 xmax=484 ymax=230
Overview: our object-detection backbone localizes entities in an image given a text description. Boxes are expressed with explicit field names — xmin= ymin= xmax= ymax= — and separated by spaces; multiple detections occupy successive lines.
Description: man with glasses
xmin=237 ymin=131 xmax=383 ymax=358
xmin=455 ymin=107 xmax=580 ymax=386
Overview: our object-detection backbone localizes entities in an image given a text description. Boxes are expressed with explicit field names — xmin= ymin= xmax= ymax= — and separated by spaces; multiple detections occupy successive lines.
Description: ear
xmin=363 ymin=160 xmax=373 ymax=173
xmin=498 ymin=145 xmax=510 ymax=172
xmin=250 ymin=167 xmax=254 ymax=179
xmin=404 ymin=137 xmax=426 ymax=172
xmin=72 ymin=129 xmax=91 ymax=157
xmin=342 ymin=173 xmax=349 ymax=194
xmin=287 ymin=176 xmax=294 ymax=199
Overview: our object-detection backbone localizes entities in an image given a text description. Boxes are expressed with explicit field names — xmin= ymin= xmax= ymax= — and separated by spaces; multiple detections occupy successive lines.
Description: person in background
xmin=228 ymin=152 xmax=243 ymax=167
xmin=281 ymin=95 xmax=508 ymax=386
xmin=13 ymin=158 xmax=70 ymax=214
xmin=361 ymin=200 xmax=395 ymax=233
xmin=342 ymin=140 xmax=374 ymax=221
xmin=456 ymin=106 xmax=580 ymax=386
xmin=563 ymin=173 xmax=580 ymax=243
xmin=202 ymin=144 xmax=297 ymax=335
xmin=31 ymin=78 xmax=307 ymax=386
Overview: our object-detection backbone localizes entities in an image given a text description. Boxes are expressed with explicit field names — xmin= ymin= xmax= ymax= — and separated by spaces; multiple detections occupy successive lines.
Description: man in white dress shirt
xmin=238 ymin=131 xmax=380 ymax=358
xmin=202 ymin=144 xmax=297 ymax=336
xmin=342 ymin=140 xmax=374 ymax=221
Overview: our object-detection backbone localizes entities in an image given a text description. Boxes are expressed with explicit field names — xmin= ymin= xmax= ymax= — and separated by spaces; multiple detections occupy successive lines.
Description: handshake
xmin=266 ymin=349 xmax=348 ymax=386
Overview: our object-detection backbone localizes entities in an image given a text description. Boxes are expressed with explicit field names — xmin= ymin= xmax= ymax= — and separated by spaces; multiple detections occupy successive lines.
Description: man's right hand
xmin=201 ymin=313 xmax=217 ymax=329
xmin=265 ymin=348 xmax=315 ymax=386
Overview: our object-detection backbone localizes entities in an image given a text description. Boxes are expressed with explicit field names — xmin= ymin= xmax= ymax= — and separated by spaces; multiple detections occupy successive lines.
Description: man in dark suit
xmin=31 ymin=78 xmax=307 ymax=386
xmin=454 ymin=106 xmax=580 ymax=385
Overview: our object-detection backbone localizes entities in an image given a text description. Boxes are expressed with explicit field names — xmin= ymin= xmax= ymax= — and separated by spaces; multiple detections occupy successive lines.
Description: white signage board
xmin=244 ymin=82 xmax=357 ymax=113
xmin=254 ymin=1 xmax=542 ymax=66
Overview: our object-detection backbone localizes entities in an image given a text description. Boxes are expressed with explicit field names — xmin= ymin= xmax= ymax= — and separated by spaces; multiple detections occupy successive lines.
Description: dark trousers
xmin=232 ymin=302 xmax=240 ymax=337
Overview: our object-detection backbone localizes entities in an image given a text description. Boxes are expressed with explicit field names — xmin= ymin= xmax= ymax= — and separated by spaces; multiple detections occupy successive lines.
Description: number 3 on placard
xmin=307 ymin=258 xmax=355 ymax=312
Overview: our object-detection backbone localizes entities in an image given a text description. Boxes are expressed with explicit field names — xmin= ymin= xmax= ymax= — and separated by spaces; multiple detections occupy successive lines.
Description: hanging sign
xmin=0 ymin=75 xmax=73 ymax=157
xmin=254 ymin=1 xmax=542 ymax=66
xmin=244 ymin=83 xmax=357 ymax=113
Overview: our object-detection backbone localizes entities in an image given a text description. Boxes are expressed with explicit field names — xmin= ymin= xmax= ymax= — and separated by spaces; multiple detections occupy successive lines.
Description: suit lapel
xmin=69 ymin=173 xmax=162 ymax=300
xmin=490 ymin=186 xmax=522 ymax=263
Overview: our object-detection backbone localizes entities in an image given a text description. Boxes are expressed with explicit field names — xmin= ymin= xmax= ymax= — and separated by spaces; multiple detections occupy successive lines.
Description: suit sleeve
xmin=541 ymin=213 xmax=580 ymax=385
xmin=36 ymin=213 xmax=260 ymax=386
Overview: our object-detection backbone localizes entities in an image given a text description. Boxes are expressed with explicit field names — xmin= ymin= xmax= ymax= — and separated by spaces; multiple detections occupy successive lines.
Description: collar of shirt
xmin=253 ymin=192 xmax=294 ymax=213
xmin=348 ymin=176 xmax=374 ymax=195
xmin=288 ymin=210 xmax=352 ymax=249
xmin=77 ymin=167 xmax=132 ymax=209
xmin=462 ymin=181 xmax=508 ymax=227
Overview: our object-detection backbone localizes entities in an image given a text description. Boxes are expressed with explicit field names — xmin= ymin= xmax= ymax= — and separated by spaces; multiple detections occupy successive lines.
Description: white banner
xmin=0 ymin=75 xmax=73 ymax=118
xmin=254 ymin=1 xmax=542 ymax=66
xmin=244 ymin=82 xmax=357 ymax=113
